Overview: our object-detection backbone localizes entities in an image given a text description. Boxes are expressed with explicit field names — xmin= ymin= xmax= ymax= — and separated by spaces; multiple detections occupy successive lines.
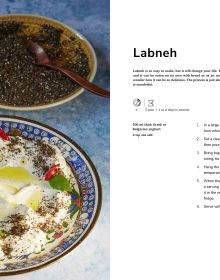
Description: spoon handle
xmin=42 ymin=63 xmax=110 ymax=98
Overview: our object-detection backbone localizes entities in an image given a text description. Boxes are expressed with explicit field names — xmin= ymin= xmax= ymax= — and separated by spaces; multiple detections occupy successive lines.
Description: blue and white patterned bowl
xmin=0 ymin=116 xmax=102 ymax=275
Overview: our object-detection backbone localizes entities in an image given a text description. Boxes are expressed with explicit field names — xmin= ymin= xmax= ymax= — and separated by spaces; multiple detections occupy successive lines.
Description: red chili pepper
xmin=44 ymin=164 xmax=60 ymax=181
xmin=75 ymin=198 xmax=81 ymax=206
xmin=52 ymin=231 xmax=63 ymax=239
xmin=0 ymin=129 xmax=9 ymax=141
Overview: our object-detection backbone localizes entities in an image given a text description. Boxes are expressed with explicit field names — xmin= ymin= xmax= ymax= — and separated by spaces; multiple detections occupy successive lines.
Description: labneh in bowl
xmin=0 ymin=14 xmax=97 ymax=111
xmin=0 ymin=116 xmax=101 ymax=275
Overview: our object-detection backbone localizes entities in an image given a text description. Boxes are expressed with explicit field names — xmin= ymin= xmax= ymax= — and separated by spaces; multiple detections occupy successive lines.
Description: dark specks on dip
xmin=0 ymin=21 xmax=90 ymax=106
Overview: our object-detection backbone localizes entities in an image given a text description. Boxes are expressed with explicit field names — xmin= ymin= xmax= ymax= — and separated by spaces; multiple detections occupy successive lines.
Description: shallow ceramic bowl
xmin=0 ymin=14 xmax=97 ymax=111
xmin=0 ymin=116 xmax=102 ymax=275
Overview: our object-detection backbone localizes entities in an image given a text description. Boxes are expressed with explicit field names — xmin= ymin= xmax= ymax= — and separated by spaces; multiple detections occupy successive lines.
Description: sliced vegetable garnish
xmin=70 ymin=206 xmax=80 ymax=218
xmin=0 ymin=230 xmax=5 ymax=237
xmin=62 ymin=221 xmax=68 ymax=228
xmin=44 ymin=164 xmax=60 ymax=181
xmin=67 ymin=194 xmax=81 ymax=214
xmin=0 ymin=129 xmax=9 ymax=141
xmin=49 ymin=174 xmax=72 ymax=192
xmin=75 ymin=198 xmax=81 ymax=206
xmin=52 ymin=231 xmax=63 ymax=239
xmin=46 ymin=239 xmax=56 ymax=244
xmin=70 ymin=189 xmax=80 ymax=200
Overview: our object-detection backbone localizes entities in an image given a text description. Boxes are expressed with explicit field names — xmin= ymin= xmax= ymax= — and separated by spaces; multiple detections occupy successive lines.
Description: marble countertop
xmin=0 ymin=1 xmax=109 ymax=279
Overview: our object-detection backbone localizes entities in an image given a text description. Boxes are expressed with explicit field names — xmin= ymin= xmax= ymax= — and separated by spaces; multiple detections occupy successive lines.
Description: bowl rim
xmin=0 ymin=14 xmax=98 ymax=111
xmin=0 ymin=115 xmax=102 ymax=275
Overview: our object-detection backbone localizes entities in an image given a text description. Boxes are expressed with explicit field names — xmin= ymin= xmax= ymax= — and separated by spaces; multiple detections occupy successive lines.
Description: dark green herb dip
xmin=0 ymin=21 xmax=90 ymax=106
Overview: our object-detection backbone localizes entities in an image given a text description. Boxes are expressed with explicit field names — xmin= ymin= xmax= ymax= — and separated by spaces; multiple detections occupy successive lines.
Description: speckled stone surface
xmin=0 ymin=1 xmax=109 ymax=279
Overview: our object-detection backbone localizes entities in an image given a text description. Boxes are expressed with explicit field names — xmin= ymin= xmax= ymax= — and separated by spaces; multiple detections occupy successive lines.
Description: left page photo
xmin=0 ymin=1 xmax=110 ymax=279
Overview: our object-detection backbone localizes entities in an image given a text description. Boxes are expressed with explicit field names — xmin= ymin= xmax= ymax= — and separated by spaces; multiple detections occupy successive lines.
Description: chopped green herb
xmin=46 ymin=229 xmax=54 ymax=234
xmin=49 ymin=174 xmax=73 ymax=192
xmin=71 ymin=188 xmax=80 ymax=199
xmin=0 ymin=230 xmax=5 ymax=237
xmin=70 ymin=206 xmax=80 ymax=218
xmin=46 ymin=239 xmax=56 ymax=244
xmin=62 ymin=221 xmax=68 ymax=228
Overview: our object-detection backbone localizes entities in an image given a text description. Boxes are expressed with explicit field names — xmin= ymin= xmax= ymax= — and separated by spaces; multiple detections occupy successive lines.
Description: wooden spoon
xmin=26 ymin=41 xmax=110 ymax=98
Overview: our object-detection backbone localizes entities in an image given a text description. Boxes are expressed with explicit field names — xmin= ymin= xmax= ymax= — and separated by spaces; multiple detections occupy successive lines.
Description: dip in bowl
xmin=0 ymin=136 xmax=79 ymax=259
xmin=0 ymin=116 xmax=101 ymax=275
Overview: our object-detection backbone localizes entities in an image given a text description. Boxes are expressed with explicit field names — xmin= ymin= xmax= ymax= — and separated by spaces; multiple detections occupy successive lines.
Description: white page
xmin=111 ymin=0 xmax=220 ymax=279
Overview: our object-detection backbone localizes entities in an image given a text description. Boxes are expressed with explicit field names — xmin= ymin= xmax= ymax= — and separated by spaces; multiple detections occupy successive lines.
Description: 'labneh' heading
xmin=134 ymin=48 xmax=177 ymax=58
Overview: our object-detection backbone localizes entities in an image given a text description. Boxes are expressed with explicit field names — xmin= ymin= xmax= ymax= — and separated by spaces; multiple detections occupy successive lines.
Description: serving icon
xmin=133 ymin=98 xmax=141 ymax=107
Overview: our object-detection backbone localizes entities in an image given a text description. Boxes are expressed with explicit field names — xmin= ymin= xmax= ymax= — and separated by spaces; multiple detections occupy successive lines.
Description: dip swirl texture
xmin=0 ymin=136 xmax=78 ymax=258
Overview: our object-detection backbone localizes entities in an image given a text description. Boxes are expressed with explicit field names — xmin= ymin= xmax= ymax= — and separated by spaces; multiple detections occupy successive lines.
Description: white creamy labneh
xmin=0 ymin=136 xmax=78 ymax=258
